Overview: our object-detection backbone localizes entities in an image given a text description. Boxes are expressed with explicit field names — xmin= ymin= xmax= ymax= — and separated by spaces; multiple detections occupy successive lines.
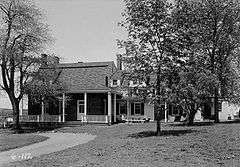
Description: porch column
xmin=41 ymin=99 xmax=44 ymax=122
xmin=19 ymin=98 xmax=23 ymax=116
xmin=41 ymin=100 xmax=44 ymax=115
xmin=62 ymin=93 xmax=65 ymax=122
xmin=127 ymin=100 xmax=130 ymax=117
xmin=164 ymin=102 xmax=167 ymax=123
xmin=108 ymin=92 xmax=112 ymax=124
xmin=113 ymin=94 xmax=117 ymax=123
xmin=84 ymin=93 xmax=87 ymax=122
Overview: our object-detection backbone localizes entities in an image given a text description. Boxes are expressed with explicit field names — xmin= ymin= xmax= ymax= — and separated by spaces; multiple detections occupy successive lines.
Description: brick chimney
xmin=117 ymin=54 xmax=122 ymax=70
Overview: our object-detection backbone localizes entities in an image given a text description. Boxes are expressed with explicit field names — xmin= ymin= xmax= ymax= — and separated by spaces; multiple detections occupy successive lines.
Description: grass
xmin=4 ymin=122 xmax=240 ymax=167
xmin=0 ymin=130 xmax=49 ymax=152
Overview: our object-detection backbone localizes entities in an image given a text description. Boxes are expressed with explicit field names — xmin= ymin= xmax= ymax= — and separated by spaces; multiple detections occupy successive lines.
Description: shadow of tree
xmin=218 ymin=120 xmax=240 ymax=124
xmin=128 ymin=129 xmax=195 ymax=138
xmin=10 ymin=124 xmax=63 ymax=134
xmin=168 ymin=122 xmax=214 ymax=127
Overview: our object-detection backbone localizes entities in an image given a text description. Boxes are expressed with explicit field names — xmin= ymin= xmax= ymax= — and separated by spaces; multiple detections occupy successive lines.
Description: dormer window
xmin=113 ymin=80 xmax=118 ymax=86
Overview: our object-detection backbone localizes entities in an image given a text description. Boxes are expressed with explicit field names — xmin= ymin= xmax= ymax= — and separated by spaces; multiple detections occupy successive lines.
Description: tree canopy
xmin=119 ymin=0 xmax=240 ymax=130
xmin=0 ymin=0 xmax=55 ymax=130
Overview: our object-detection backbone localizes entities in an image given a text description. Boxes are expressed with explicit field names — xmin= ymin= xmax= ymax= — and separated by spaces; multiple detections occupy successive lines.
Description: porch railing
xmin=81 ymin=115 xmax=110 ymax=123
xmin=19 ymin=115 xmax=39 ymax=122
xmin=20 ymin=115 xmax=61 ymax=122
xmin=20 ymin=115 xmax=110 ymax=123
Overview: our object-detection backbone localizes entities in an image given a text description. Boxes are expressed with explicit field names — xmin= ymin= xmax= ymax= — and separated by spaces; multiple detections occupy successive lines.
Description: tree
xmin=24 ymin=55 xmax=66 ymax=109
xmin=166 ymin=59 xmax=219 ymax=125
xmin=173 ymin=0 xmax=240 ymax=122
xmin=119 ymin=0 xmax=176 ymax=135
xmin=0 ymin=0 xmax=51 ymax=131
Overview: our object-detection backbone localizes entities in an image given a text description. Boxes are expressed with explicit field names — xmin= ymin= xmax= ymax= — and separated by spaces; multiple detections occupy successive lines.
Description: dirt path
xmin=0 ymin=132 xmax=96 ymax=166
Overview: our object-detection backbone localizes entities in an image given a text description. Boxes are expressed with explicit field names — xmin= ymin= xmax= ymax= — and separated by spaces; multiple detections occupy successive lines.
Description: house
xmin=18 ymin=55 xmax=240 ymax=124
xmin=27 ymin=61 xmax=119 ymax=124
xmin=23 ymin=53 xmax=157 ymax=124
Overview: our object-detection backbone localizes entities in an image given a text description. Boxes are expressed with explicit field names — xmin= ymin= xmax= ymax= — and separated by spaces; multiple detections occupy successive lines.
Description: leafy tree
xmin=173 ymin=0 xmax=240 ymax=122
xmin=166 ymin=58 xmax=219 ymax=125
xmin=0 ymin=0 xmax=51 ymax=131
xmin=119 ymin=0 xmax=175 ymax=135
xmin=24 ymin=55 xmax=66 ymax=108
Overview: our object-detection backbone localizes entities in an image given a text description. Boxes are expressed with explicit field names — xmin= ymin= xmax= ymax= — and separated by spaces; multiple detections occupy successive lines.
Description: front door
xmin=77 ymin=100 xmax=85 ymax=120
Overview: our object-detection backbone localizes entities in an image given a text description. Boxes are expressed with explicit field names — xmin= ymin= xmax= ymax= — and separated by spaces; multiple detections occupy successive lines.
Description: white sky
xmin=35 ymin=0 xmax=127 ymax=63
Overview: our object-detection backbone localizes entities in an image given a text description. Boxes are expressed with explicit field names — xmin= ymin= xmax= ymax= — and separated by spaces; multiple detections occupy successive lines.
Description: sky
xmin=34 ymin=0 xmax=127 ymax=63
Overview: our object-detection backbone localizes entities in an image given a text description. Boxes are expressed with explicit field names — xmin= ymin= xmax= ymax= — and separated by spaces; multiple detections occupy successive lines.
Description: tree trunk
xmin=214 ymin=88 xmax=219 ymax=123
xmin=9 ymin=96 xmax=22 ymax=132
xmin=187 ymin=111 xmax=195 ymax=126
xmin=156 ymin=111 xmax=161 ymax=136
xmin=187 ymin=104 xmax=198 ymax=126
xmin=156 ymin=64 xmax=161 ymax=136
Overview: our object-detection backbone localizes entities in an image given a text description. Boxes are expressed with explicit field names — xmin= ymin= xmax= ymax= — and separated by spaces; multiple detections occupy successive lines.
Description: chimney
xmin=117 ymin=54 xmax=122 ymax=70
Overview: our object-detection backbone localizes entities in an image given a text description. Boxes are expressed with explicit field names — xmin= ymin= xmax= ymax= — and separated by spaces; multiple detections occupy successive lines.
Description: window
xmin=135 ymin=103 xmax=141 ymax=115
xmin=113 ymin=80 xmax=118 ymax=86
xmin=77 ymin=100 xmax=84 ymax=113
xmin=119 ymin=103 xmax=127 ymax=115
xmin=131 ymin=102 xmax=144 ymax=115
xmin=218 ymin=101 xmax=222 ymax=112
xmin=169 ymin=105 xmax=182 ymax=116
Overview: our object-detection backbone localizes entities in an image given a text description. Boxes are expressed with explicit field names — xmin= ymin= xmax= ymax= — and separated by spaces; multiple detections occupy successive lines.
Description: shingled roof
xmin=57 ymin=61 xmax=117 ymax=93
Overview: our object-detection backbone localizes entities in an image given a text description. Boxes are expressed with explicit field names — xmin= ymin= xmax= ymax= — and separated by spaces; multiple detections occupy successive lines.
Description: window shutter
xmin=116 ymin=103 xmax=119 ymax=115
xmin=141 ymin=103 xmax=144 ymax=115
xmin=105 ymin=76 xmax=108 ymax=87
xmin=131 ymin=103 xmax=134 ymax=115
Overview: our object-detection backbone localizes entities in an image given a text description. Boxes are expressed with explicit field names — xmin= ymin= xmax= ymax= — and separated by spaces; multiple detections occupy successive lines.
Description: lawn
xmin=4 ymin=122 xmax=240 ymax=167
xmin=0 ymin=131 xmax=49 ymax=152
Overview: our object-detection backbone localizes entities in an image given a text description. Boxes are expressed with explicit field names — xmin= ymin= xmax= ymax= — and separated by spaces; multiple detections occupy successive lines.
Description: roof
xmin=57 ymin=61 xmax=117 ymax=93
xmin=57 ymin=61 xmax=115 ymax=69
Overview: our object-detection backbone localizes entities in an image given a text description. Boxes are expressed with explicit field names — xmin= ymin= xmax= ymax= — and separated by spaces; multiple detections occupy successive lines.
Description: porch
xmin=25 ymin=91 xmax=119 ymax=124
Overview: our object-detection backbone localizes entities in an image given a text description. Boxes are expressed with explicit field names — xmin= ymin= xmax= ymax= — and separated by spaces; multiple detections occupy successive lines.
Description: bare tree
xmin=0 ymin=0 xmax=51 ymax=131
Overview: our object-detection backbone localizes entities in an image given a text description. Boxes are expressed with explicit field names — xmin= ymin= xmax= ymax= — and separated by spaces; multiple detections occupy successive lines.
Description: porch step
xmin=63 ymin=121 xmax=84 ymax=127
xmin=63 ymin=121 xmax=109 ymax=127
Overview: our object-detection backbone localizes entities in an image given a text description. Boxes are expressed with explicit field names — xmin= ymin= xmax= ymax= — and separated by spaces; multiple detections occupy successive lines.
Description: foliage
xmin=0 ymin=0 xmax=53 ymax=130
xmin=119 ymin=0 xmax=177 ymax=134
xmin=24 ymin=55 xmax=66 ymax=104
xmin=119 ymin=0 xmax=240 ymax=126
xmin=173 ymin=0 xmax=240 ymax=121
xmin=118 ymin=0 xmax=175 ymax=98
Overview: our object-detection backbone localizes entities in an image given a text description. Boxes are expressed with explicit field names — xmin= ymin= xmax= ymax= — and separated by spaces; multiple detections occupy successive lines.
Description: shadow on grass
xmin=18 ymin=127 xmax=61 ymax=134
xmin=128 ymin=129 xmax=195 ymax=138
xmin=217 ymin=120 xmax=240 ymax=124
xmin=168 ymin=121 xmax=214 ymax=127
xmin=0 ymin=124 xmax=62 ymax=134
xmin=169 ymin=120 xmax=240 ymax=127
